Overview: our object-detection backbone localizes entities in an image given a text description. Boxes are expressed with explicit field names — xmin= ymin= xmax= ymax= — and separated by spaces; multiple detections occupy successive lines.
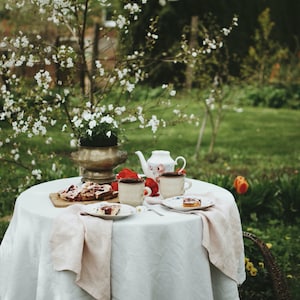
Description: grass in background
xmin=123 ymin=106 xmax=300 ymax=177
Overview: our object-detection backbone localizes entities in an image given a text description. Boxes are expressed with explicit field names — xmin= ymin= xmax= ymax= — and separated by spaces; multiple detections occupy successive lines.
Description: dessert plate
xmin=161 ymin=194 xmax=214 ymax=211
xmin=82 ymin=202 xmax=136 ymax=220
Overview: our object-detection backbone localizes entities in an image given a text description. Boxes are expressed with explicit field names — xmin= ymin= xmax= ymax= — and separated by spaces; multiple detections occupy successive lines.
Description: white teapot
xmin=135 ymin=150 xmax=186 ymax=180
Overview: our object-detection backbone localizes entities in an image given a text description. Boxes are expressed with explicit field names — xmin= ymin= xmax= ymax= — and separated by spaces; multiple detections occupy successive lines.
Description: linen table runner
xmin=50 ymin=204 xmax=112 ymax=300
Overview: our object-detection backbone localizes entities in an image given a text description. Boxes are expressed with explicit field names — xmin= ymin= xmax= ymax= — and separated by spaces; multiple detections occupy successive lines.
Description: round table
xmin=0 ymin=177 xmax=243 ymax=300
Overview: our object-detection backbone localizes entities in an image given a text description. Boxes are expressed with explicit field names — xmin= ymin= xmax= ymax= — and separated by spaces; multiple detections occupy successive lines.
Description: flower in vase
xmin=71 ymin=104 xmax=126 ymax=147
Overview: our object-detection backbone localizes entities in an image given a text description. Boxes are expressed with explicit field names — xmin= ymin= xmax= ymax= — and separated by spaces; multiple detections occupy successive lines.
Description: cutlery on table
xmin=136 ymin=206 xmax=164 ymax=216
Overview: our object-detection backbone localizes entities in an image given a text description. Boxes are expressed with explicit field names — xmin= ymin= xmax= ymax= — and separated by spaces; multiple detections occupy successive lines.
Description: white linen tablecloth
xmin=0 ymin=177 xmax=245 ymax=300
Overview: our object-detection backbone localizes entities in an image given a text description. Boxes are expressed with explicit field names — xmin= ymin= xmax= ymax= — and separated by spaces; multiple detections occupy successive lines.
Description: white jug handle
xmin=175 ymin=156 xmax=186 ymax=173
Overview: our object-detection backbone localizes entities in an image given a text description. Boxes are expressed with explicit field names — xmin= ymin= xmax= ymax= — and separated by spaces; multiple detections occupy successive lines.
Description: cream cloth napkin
xmin=158 ymin=191 xmax=246 ymax=285
xmin=197 ymin=191 xmax=245 ymax=285
xmin=50 ymin=204 xmax=113 ymax=300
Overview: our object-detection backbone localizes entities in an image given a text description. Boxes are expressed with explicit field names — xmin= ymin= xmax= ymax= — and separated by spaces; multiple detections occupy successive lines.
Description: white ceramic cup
xmin=118 ymin=178 xmax=151 ymax=207
xmin=158 ymin=172 xmax=192 ymax=199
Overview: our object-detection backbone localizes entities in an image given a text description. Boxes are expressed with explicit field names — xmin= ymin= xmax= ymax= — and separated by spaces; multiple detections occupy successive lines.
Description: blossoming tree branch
xmin=0 ymin=0 xmax=237 ymax=185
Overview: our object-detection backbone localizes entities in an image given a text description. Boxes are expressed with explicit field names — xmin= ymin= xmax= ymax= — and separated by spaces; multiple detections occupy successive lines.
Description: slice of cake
xmin=182 ymin=197 xmax=201 ymax=208
xmin=96 ymin=204 xmax=121 ymax=216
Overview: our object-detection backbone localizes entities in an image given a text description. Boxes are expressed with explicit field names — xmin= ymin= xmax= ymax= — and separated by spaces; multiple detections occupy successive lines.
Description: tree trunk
xmin=195 ymin=109 xmax=208 ymax=160
xmin=185 ymin=16 xmax=199 ymax=90
xmin=91 ymin=23 xmax=100 ymax=94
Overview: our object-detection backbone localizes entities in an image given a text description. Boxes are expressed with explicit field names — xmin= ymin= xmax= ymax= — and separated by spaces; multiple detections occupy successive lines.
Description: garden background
xmin=0 ymin=1 xmax=299 ymax=299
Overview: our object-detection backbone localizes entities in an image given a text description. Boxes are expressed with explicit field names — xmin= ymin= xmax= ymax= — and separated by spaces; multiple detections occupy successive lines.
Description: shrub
xmin=248 ymin=85 xmax=289 ymax=108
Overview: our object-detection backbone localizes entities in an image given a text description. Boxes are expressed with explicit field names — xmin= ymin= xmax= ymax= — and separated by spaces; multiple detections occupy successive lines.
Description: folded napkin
xmin=144 ymin=195 xmax=163 ymax=205
xmin=165 ymin=191 xmax=246 ymax=285
xmin=50 ymin=204 xmax=113 ymax=300
xmin=199 ymin=191 xmax=245 ymax=284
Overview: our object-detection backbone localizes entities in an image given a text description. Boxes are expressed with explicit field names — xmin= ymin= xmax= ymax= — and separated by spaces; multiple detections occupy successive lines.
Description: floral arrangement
xmin=71 ymin=104 xmax=127 ymax=147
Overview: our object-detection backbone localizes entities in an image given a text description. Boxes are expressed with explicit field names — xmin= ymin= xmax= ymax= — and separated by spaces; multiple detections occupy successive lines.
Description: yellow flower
xmin=287 ymin=274 xmax=293 ymax=279
xmin=250 ymin=267 xmax=258 ymax=276
xmin=246 ymin=261 xmax=254 ymax=271
xmin=266 ymin=243 xmax=272 ymax=249
xmin=258 ymin=261 xmax=264 ymax=269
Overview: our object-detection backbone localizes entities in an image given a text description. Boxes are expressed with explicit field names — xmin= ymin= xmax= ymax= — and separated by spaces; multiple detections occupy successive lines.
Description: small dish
xmin=161 ymin=194 xmax=214 ymax=211
xmin=82 ymin=202 xmax=136 ymax=220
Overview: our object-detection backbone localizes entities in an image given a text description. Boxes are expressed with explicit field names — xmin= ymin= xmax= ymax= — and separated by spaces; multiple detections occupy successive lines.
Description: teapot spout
xmin=135 ymin=151 xmax=154 ymax=178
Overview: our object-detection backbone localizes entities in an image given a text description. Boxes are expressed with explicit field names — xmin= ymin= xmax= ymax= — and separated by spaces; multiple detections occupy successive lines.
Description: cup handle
xmin=175 ymin=156 xmax=186 ymax=173
xmin=144 ymin=186 xmax=152 ymax=197
xmin=184 ymin=179 xmax=192 ymax=191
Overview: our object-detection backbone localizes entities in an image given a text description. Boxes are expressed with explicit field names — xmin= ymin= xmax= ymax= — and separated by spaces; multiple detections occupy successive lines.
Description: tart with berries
xmin=58 ymin=182 xmax=114 ymax=202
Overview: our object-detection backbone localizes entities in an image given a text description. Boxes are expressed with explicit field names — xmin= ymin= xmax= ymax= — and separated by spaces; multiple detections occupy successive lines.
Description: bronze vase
xmin=71 ymin=145 xmax=127 ymax=184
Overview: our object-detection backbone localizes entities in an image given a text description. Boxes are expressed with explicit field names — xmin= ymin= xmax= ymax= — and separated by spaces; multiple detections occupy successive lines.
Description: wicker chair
xmin=242 ymin=231 xmax=291 ymax=300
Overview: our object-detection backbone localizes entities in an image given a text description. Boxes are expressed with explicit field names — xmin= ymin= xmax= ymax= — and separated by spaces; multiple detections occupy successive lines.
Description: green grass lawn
xmin=122 ymin=106 xmax=300 ymax=177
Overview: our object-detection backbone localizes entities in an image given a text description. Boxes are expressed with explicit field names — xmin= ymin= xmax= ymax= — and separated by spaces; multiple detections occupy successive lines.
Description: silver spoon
xmin=136 ymin=206 xmax=164 ymax=216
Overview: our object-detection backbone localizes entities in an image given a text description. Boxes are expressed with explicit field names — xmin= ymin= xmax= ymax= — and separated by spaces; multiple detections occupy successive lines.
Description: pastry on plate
xmin=182 ymin=197 xmax=201 ymax=208
xmin=96 ymin=204 xmax=121 ymax=216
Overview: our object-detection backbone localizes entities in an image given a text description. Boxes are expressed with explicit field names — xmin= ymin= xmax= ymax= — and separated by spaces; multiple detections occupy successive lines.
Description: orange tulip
xmin=234 ymin=176 xmax=249 ymax=194
xmin=234 ymin=175 xmax=244 ymax=189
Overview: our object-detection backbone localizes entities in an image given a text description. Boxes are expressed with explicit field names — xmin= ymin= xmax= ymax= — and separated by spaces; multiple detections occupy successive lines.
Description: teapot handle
xmin=175 ymin=156 xmax=186 ymax=173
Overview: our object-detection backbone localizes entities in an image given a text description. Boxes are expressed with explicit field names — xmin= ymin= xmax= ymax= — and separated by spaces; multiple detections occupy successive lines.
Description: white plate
xmin=83 ymin=202 xmax=136 ymax=220
xmin=162 ymin=194 xmax=214 ymax=211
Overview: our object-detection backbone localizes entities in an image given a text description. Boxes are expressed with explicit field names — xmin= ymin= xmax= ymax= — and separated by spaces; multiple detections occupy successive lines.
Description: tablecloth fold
xmin=197 ymin=191 xmax=246 ymax=284
xmin=163 ymin=191 xmax=246 ymax=285
xmin=50 ymin=204 xmax=112 ymax=300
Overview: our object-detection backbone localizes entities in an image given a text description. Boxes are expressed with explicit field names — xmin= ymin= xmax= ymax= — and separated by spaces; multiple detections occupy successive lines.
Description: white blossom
xmin=146 ymin=115 xmax=160 ymax=133
xmin=169 ymin=90 xmax=176 ymax=97
xmin=70 ymin=139 xmax=78 ymax=148
xmin=221 ymin=28 xmax=231 ymax=36
xmin=126 ymin=82 xmax=135 ymax=92
xmin=88 ymin=119 xmax=97 ymax=129
xmin=32 ymin=169 xmax=42 ymax=180
xmin=45 ymin=137 xmax=53 ymax=144
xmin=115 ymin=106 xmax=126 ymax=115
xmin=116 ymin=15 xmax=126 ymax=29
xmin=159 ymin=0 xmax=167 ymax=6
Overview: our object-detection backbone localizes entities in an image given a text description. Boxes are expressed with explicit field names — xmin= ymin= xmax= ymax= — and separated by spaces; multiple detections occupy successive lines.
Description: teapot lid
xmin=152 ymin=150 xmax=170 ymax=154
